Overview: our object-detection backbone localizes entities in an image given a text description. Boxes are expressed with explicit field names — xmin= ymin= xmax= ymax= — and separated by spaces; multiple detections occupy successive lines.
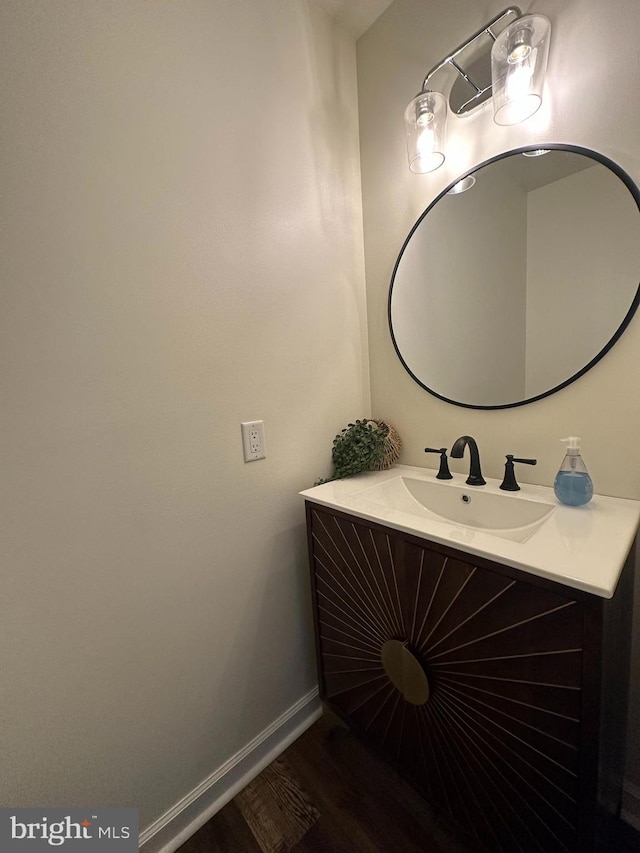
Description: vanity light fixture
xmin=522 ymin=148 xmax=551 ymax=157
xmin=404 ymin=7 xmax=551 ymax=174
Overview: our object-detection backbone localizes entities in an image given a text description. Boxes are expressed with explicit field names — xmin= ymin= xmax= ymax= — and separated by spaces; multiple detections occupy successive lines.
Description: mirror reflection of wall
xmin=526 ymin=164 xmax=639 ymax=397
xmin=389 ymin=147 xmax=640 ymax=409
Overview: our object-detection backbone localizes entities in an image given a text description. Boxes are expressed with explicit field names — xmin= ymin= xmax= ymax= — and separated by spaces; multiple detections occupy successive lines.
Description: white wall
xmin=0 ymin=0 xmax=369 ymax=842
xmin=357 ymin=0 xmax=640 ymax=827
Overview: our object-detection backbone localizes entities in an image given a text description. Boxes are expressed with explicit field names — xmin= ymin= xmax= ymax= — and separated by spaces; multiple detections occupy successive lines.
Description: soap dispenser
xmin=553 ymin=437 xmax=593 ymax=507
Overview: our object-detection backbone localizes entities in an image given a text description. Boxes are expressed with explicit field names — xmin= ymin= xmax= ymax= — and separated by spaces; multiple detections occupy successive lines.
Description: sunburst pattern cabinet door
xmin=308 ymin=505 xmax=587 ymax=853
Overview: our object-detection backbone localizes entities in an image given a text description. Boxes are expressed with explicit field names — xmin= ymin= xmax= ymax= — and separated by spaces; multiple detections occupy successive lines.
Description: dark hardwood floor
xmin=178 ymin=710 xmax=640 ymax=853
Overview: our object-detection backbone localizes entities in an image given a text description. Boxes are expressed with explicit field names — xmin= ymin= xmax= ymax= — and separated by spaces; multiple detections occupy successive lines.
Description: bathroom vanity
xmin=301 ymin=466 xmax=640 ymax=852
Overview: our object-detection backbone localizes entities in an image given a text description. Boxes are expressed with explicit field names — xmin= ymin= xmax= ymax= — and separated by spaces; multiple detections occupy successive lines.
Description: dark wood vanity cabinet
xmin=305 ymin=501 xmax=633 ymax=853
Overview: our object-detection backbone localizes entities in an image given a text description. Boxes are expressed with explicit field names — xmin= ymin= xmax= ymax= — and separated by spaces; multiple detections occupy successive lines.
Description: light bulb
xmin=416 ymin=125 xmax=444 ymax=172
xmin=416 ymin=107 xmax=434 ymax=127
xmin=417 ymin=125 xmax=435 ymax=155
xmin=505 ymin=53 xmax=535 ymax=102
xmin=507 ymin=26 xmax=533 ymax=64
xmin=509 ymin=43 xmax=532 ymax=63
xmin=507 ymin=27 xmax=531 ymax=65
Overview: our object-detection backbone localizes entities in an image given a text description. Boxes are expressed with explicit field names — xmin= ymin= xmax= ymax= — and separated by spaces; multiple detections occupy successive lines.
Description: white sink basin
xmin=299 ymin=464 xmax=640 ymax=597
xmin=354 ymin=476 xmax=555 ymax=542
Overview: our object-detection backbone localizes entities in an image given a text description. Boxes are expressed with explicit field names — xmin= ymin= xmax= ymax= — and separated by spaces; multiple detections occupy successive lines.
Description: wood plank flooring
xmin=178 ymin=710 xmax=640 ymax=853
xmin=234 ymin=757 xmax=320 ymax=853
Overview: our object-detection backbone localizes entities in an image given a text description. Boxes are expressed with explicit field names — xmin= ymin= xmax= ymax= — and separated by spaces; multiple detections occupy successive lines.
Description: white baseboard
xmin=139 ymin=688 xmax=322 ymax=853
xmin=621 ymin=780 xmax=640 ymax=832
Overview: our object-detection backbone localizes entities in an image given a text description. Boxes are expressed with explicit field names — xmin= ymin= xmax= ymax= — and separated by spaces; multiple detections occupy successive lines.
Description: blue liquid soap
xmin=554 ymin=470 xmax=593 ymax=507
xmin=554 ymin=437 xmax=593 ymax=507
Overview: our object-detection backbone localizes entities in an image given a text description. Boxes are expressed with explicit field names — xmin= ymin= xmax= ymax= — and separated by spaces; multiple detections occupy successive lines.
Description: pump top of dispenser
xmin=561 ymin=436 xmax=582 ymax=453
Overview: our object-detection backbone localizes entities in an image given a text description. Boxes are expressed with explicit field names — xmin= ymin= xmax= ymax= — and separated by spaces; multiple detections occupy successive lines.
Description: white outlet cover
xmin=241 ymin=420 xmax=266 ymax=462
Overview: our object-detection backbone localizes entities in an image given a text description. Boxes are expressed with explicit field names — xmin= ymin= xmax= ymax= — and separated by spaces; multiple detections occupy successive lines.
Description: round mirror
xmin=389 ymin=145 xmax=640 ymax=409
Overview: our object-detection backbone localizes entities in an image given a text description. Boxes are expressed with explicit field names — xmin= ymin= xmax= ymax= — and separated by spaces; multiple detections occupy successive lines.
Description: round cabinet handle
xmin=381 ymin=639 xmax=430 ymax=705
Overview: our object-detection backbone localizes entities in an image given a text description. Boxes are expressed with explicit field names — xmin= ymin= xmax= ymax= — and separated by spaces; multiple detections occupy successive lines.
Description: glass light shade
xmin=404 ymin=91 xmax=447 ymax=173
xmin=491 ymin=14 xmax=551 ymax=126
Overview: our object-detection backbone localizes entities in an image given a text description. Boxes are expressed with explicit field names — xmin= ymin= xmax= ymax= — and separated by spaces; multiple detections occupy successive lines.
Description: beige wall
xmin=5 ymin=0 xmax=640 ymax=841
xmin=0 ymin=0 xmax=368 ymax=841
xmin=357 ymin=0 xmax=640 ymax=826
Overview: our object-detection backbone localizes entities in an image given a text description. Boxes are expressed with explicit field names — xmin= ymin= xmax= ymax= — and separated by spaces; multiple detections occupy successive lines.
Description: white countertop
xmin=300 ymin=464 xmax=640 ymax=598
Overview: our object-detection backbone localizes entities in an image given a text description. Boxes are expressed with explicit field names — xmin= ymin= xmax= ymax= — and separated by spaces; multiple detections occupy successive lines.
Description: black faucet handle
xmin=500 ymin=455 xmax=537 ymax=491
xmin=424 ymin=447 xmax=453 ymax=480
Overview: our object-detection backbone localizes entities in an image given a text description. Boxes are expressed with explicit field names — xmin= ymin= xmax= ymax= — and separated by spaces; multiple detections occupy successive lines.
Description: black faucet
xmin=450 ymin=435 xmax=486 ymax=486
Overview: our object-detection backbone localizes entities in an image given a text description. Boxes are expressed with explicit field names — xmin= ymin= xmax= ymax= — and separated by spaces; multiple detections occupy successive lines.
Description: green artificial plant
xmin=315 ymin=419 xmax=390 ymax=485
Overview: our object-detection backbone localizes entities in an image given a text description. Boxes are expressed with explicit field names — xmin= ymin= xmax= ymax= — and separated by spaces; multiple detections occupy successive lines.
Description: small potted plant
xmin=316 ymin=419 xmax=401 ymax=485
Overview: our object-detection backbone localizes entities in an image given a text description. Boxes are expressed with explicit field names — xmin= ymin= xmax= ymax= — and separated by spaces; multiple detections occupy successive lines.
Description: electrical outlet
xmin=241 ymin=420 xmax=266 ymax=462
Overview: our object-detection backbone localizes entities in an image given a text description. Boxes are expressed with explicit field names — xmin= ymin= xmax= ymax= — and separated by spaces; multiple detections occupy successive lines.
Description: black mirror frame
xmin=388 ymin=143 xmax=640 ymax=410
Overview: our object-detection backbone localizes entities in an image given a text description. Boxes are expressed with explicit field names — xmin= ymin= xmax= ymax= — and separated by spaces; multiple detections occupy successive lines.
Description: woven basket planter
xmin=369 ymin=419 xmax=402 ymax=470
